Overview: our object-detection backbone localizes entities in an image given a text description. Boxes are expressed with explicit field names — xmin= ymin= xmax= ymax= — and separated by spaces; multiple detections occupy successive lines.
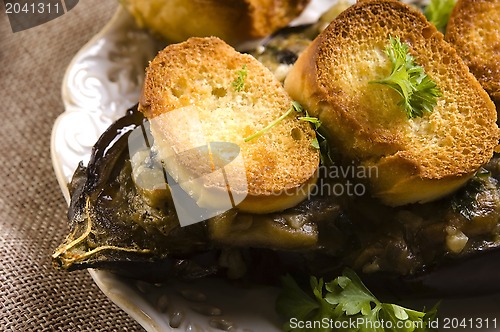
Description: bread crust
xmin=446 ymin=0 xmax=500 ymax=104
xmin=285 ymin=0 xmax=500 ymax=206
xmin=140 ymin=37 xmax=320 ymax=213
xmin=122 ymin=0 xmax=310 ymax=45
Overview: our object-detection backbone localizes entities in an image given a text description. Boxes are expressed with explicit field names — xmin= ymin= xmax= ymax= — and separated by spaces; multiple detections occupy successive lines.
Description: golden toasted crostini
xmin=446 ymin=0 xmax=500 ymax=104
xmin=285 ymin=0 xmax=500 ymax=206
xmin=140 ymin=37 xmax=320 ymax=214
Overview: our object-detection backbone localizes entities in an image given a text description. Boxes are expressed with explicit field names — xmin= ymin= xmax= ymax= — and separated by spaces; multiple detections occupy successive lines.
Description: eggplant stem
xmin=52 ymin=196 xmax=151 ymax=269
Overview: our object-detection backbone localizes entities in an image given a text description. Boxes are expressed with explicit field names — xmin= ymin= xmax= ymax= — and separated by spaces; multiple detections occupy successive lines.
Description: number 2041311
xmin=437 ymin=317 xmax=497 ymax=329
xmin=5 ymin=2 xmax=61 ymax=14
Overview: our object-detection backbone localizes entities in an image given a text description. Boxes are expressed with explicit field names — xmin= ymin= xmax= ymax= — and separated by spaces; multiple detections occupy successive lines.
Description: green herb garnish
xmin=244 ymin=101 xmax=332 ymax=164
xmin=298 ymin=114 xmax=332 ymax=164
xmin=244 ymin=101 xmax=303 ymax=142
xmin=299 ymin=115 xmax=322 ymax=148
xmin=232 ymin=64 xmax=248 ymax=92
xmin=299 ymin=116 xmax=321 ymax=130
xmin=370 ymin=36 xmax=442 ymax=119
xmin=425 ymin=0 xmax=456 ymax=32
xmin=276 ymin=269 xmax=439 ymax=332
xmin=310 ymin=137 xmax=320 ymax=150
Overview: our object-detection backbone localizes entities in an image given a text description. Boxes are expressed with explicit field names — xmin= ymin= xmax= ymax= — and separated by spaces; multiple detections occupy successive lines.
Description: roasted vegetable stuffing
xmin=370 ymin=36 xmax=442 ymax=119
xmin=277 ymin=269 xmax=439 ymax=332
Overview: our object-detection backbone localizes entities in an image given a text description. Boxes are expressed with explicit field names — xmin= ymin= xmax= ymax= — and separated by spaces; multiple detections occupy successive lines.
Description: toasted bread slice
xmin=284 ymin=0 xmax=499 ymax=206
xmin=139 ymin=37 xmax=319 ymax=214
xmin=446 ymin=0 xmax=500 ymax=104
xmin=122 ymin=0 xmax=310 ymax=45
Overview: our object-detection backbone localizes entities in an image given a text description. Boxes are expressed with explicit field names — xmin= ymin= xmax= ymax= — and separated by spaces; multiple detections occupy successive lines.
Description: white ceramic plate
xmin=51 ymin=2 xmax=500 ymax=331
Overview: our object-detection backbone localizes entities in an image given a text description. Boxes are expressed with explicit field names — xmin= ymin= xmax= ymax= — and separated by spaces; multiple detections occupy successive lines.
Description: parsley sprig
xmin=299 ymin=112 xmax=322 ymax=150
xmin=425 ymin=0 xmax=456 ymax=32
xmin=244 ymin=101 xmax=304 ymax=142
xmin=232 ymin=64 xmax=248 ymax=92
xmin=370 ymin=36 xmax=442 ymax=119
xmin=298 ymin=111 xmax=333 ymax=165
xmin=244 ymin=101 xmax=332 ymax=164
xmin=276 ymin=269 xmax=439 ymax=332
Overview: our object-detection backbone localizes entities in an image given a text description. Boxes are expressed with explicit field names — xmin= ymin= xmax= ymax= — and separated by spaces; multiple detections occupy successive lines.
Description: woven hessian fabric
xmin=0 ymin=1 xmax=145 ymax=331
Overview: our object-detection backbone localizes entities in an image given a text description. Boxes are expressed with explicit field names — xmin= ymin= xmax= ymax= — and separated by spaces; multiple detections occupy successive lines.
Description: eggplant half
xmin=52 ymin=103 xmax=500 ymax=297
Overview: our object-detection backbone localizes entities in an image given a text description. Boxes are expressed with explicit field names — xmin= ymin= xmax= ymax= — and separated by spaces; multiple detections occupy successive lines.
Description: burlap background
xmin=0 ymin=1 xmax=145 ymax=331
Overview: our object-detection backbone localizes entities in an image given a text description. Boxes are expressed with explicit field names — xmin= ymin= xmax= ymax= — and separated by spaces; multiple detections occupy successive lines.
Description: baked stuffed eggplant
xmin=52 ymin=103 xmax=500 ymax=297
xmin=53 ymin=0 xmax=500 ymax=299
